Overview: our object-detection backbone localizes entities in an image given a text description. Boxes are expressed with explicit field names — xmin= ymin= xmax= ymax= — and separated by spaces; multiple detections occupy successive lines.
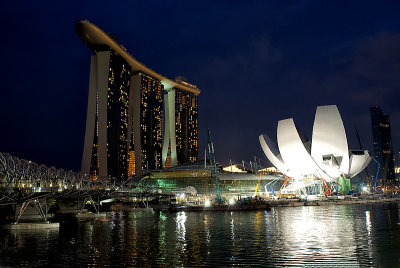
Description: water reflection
xmin=175 ymin=211 xmax=187 ymax=263
xmin=230 ymin=213 xmax=235 ymax=245
xmin=272 ymin=206 xmax=364 ymax=266
xmin=0 ymin=228 xmax=59 ymax=267
xmin=1 ymin=203 xmax=400 ymax=266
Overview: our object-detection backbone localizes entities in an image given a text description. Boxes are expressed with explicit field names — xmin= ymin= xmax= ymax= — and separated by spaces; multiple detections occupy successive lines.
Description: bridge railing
xmin=0 ymin=152 xmax=92 ymax=192
xmin=0 ymin=152 xmax=168 ymax=197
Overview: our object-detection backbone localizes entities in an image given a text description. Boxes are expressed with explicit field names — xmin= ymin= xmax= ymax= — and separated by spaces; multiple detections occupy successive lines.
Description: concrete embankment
xmin=2 ymin=222 xmax=60 ymax=230
xmin=269 ymin=197 xmax=400 ymax=207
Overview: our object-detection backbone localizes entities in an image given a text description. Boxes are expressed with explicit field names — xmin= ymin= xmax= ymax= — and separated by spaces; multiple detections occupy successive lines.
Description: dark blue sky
xmin=1 ymin=0 xmax=400 ymax=171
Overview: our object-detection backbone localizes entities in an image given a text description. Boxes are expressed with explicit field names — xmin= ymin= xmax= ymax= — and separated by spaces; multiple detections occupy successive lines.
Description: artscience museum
xmin=259 ymin=105 xmax=371 ymax=195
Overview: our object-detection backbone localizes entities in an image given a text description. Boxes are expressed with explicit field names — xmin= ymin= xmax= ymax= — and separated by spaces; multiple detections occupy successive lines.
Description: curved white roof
xmin=277 ymin=118 xmax=330 ymax=179
xmin=311 ymin=105 xmax=349 ymax=174
xmin=260 ymin=105 xmax=371 ymax=181
xmin=348 ymin=151 xmax=371 ymax=177
xmin=259 ymin=134 xmax=286 ymax=173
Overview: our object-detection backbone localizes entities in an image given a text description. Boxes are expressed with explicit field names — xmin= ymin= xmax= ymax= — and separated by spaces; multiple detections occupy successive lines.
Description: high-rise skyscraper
xmin=175 ymin=85 xmax=198 ymax=164
xmin=370 ymin=106 xmax=396 ymax=186
xmin=130 ymin=72 xmax=164 ymax=171
xmin=76 ymin=20 xmax=200 ymax=181
xmin=80 ymin=50 xmax=131 ymax=182
xmin=161 ymin=79 xmax=199 ymax=168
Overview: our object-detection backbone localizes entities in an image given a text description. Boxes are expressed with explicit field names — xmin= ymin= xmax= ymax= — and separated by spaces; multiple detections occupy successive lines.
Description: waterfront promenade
xmin=269 ymin=195 xmax=400 ymax=207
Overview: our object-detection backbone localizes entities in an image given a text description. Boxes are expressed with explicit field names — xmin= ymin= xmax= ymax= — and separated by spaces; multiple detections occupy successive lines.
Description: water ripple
xmin=1 ymin=203 xmax=400 ymax=266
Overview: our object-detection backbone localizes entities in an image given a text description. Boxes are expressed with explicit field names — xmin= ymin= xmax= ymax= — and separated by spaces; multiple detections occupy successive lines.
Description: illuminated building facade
xmin=130 ymin=72 xmax=164 ymax=172
xmin=162 ymin=81 xmax=199 ymax=168
xmin=370 ymin=106 xmax=396 ymax=185
xmin=81 ymin=50 xmax=131 ymax=181
xmin=175 ymin=87 xmax=198 ymax=164
xmin=259 ymin=105 xmax=371 ymax=195
xmin=77 ymin=20 xmax=200 ymax=180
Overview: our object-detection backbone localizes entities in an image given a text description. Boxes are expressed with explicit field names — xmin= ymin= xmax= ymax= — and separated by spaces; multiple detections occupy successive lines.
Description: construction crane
xmin=253 ymin=173 xmax=262 ymax=197
xmin=355 ymin=126 xmax=372 ymax=187
xmin=356 ymin=125 xmax=381 ymax=191
xmin=321 ymin=177 xmax=332 ymax=195
xmin=371 ymin=157 xmax=381 ymax=191
xmin=208 ymin=129 xmax=222 ymax=203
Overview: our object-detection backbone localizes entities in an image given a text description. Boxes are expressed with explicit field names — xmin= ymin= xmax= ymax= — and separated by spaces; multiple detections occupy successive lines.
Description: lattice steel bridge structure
xmin=0 ymin=152 xmax=169 ymax=224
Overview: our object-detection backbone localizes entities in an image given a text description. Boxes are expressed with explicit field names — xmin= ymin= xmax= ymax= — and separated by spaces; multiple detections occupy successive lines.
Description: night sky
xmin=1 ymin=1 xmax=400 ymax=171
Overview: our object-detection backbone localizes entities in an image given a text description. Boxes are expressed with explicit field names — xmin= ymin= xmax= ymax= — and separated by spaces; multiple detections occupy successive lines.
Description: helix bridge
xmin=0 ymin=152 xmax=168 ymax=224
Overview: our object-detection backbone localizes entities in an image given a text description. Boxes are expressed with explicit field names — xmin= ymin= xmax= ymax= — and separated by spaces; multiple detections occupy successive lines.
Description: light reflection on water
xmin=1 ymin=203 xmax=400 ymax=267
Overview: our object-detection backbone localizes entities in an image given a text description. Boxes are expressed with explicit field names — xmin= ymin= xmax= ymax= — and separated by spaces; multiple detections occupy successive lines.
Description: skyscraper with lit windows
xmin=129 ymin=72 xmax=164 ymax=172
xmin=81 ymin=50 xmax=131 ymax=182
xmin=175 ymin=87 xmax=198 ymax=164
xmin=77 ymin=20 xmax=200 ymax=180
xmin=370 ymin=106 xmax=396 ymax=186
xmin=162 ymin=79 xmax=199 ymax=168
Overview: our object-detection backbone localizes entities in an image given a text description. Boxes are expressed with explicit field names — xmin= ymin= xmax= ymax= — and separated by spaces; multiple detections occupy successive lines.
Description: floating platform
xmin=110 ymin=204 xmax=154 ymax=212
xmin=16 ymin=214 xmax=55 ymax=220
xmin=174 ymin=204 xmax=270 ymax=212
xmin=56 ymin=208 xmax=88 ymax=214
xmin=2 ymin=222 xmax=60 ymax=230
xmin=129 ymin=207 xmax=153 ymax=212
xmin=75 ymin=212 xmax=107 ymax=218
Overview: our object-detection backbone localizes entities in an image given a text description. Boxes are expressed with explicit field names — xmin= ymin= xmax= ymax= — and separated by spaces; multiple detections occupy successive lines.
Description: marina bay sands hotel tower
xmin=76 ymin=20 xmax=200 ymax=181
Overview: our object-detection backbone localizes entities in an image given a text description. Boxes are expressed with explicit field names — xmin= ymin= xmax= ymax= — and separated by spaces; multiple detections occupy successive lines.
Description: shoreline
xmin=171 ymin=196 xmax=400 ymax=212
xmin=269 ymin=196 xmax=400 ymax=207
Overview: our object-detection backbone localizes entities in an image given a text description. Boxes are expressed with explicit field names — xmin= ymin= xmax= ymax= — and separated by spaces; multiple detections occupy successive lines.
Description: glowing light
xmin=100 ymin=198 xmax=114 ymax=205
xmin=204 ymin=200 xmax=211 ymax=207
xmin=228 ymin=198 xmax=235 ymax=205
xmin=260 ymin=105 xmax=372 ymax=195
xmin=176 ymin=212 xmax=187 ymax=252
xmin=363 ymin=186 xmax=368 ymax=192
xmin=365 ymin=210 xmax=371 ymax=236
xmin=223 ymin=165 xmax=247 ymax=173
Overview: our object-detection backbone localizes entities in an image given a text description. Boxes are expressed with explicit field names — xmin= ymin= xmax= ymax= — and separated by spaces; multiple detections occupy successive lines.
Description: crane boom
xmin=254 ymin=173 xmax=262 ymax=197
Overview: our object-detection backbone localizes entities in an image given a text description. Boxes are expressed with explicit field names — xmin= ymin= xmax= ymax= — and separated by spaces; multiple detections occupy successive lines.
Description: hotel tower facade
xmin=76 ymin=20 xmax=200 ymax=181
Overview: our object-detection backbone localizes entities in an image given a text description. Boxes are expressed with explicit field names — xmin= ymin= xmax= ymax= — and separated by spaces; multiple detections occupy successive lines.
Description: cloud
xmin=349 ymin=89 xmax=385 ymax=104
xmin=209 ymin=35 xmax=282 ymax=75
xmin=345 ymin=32 xmax=400 ymax=105
xmin=287 ymin=31 xmax=400 ymax=109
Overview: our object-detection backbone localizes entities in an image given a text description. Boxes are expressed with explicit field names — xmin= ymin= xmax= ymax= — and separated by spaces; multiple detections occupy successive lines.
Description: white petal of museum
xmin=259 ymin=105 xmax=371 ymax=182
